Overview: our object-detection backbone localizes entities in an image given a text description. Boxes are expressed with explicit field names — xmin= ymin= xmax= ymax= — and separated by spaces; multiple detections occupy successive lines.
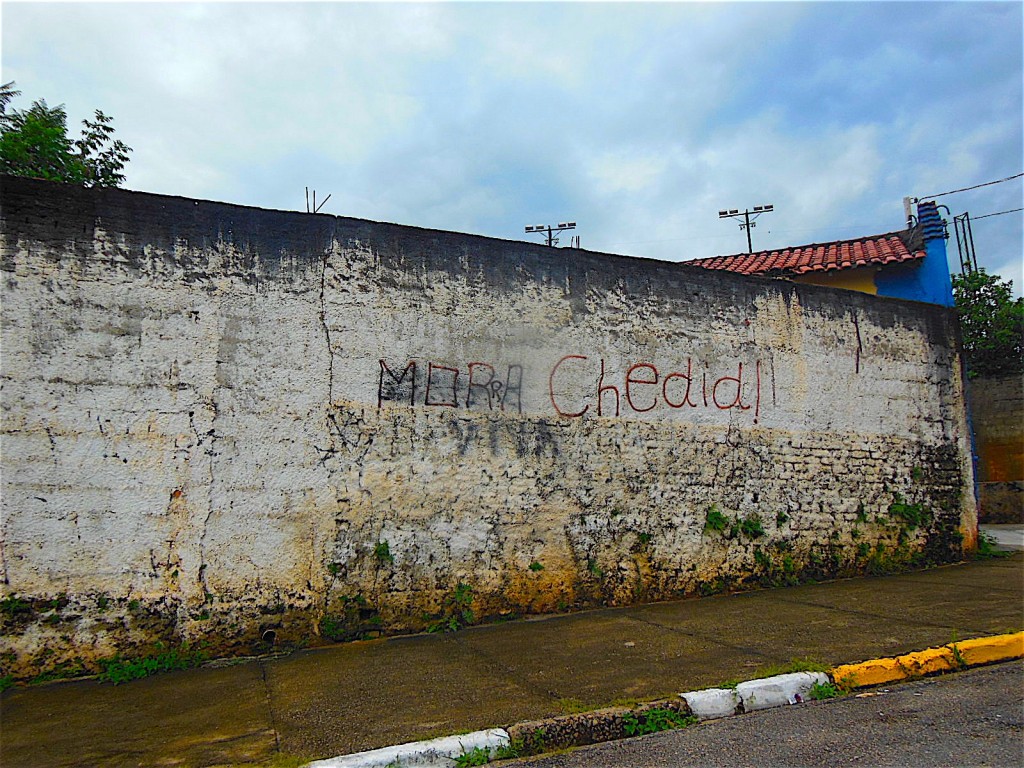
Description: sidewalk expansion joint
xmin=622 ymin=612 xmax=780 ymax=661
xmin=886 ymin=577 xmax=1020 ymax=593
xmin=257 ymin=656 xmax=283 ymax=755
xmin=448 ymin=634 xmax=566 ymax=703
xmin=770 ymin=593 xmax=1003 ymax=634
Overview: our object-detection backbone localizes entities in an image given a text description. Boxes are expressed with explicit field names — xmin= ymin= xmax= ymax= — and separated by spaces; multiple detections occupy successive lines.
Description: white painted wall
xmin=0 ymin=179 xmax=975 ymax=677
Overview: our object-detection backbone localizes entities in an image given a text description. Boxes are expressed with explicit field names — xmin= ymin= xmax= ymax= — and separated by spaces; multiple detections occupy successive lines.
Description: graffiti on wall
xmin=378 ymin=359 xmax=524 ymax=413
xmin=548 ymin=355 xmax=762 ymax=423
xmin=378 ymin=355 xmax=763 ymax=423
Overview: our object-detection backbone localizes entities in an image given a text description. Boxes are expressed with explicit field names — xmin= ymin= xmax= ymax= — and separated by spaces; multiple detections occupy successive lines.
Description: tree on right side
xmin=952 ymin=269 xmax=1024 ymax=377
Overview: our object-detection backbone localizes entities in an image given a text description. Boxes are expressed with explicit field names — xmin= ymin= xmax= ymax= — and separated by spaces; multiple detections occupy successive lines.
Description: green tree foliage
xmin=952 ymin=269 xmax=1024 ymax=376
xmin=0 ymin=81 xmax=131 ymax=187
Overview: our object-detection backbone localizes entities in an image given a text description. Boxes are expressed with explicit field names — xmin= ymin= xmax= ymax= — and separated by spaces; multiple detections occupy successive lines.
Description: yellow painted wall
xmin=971 ymin=374 xmax=1024 ymax=482
xmin=793 ymin=266 xmax=879 ymax=294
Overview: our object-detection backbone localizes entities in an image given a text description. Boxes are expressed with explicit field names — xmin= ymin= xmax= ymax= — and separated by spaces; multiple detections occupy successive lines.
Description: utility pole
xmin=719 ymin=205 xmax=774 ymax=253
xmin=525 ymin=222 xmax=577 ymax=247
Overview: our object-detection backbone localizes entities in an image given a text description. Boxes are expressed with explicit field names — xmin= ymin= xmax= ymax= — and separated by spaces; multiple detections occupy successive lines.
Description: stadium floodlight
xmin=524 ymin=221 xmax=578 ymax=247
xmin=717 ymin=204 xmax=776 ymax=253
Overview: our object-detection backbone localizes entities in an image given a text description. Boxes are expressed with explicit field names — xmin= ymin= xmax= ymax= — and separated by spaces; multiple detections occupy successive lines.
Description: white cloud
xmin=585 ymin=149 xmax=666 ymax=196
xmin=992 ymin=256 xmax=1024 ymax=297
xmin=2 ymin=1 xmax=1020 ymax=280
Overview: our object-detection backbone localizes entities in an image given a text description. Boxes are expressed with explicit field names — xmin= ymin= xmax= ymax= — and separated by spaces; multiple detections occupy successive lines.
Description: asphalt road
xmin=510 ymin=661 xmax=1024 ymax=768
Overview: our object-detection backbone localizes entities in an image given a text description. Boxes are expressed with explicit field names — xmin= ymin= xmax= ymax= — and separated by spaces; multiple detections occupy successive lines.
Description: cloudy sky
xmin=3 ymin=1 xmax=1022 ymax=290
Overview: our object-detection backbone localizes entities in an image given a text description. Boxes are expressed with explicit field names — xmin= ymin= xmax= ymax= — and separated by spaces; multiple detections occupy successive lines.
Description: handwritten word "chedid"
xmin=548 ymin=356 xmax=762 ymax=423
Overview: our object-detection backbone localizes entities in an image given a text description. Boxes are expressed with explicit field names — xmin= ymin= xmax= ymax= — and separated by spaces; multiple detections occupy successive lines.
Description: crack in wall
xmin=193 ymin=391 xmax=219 ymax=610
xmin=320 ymin=249 xmax=336 ymax=404
xmin=0 ymin=521 xmax=8 ymax=586
xmin=853 ymin=311 xmax=863 ymax=374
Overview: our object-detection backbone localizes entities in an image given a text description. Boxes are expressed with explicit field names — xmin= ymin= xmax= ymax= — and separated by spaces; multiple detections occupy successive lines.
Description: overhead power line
xmin=973 ymin=207 xmax=1024 ymax=221
xmin=916 ymin=172 xmax=1023 ymax=201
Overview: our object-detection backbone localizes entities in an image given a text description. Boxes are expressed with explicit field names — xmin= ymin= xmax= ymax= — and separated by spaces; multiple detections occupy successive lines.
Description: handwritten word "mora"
xmin=549 ymin=356 xmax=762 ymax=423
xmin=378 ymin=359 xmax=523 ymax=413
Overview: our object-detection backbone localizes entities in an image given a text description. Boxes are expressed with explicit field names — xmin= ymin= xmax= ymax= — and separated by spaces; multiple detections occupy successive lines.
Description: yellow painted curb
xmin=954 ymin=632 xmax=1024 ymax=666
xmin=830 ymin=631 xmax=1024 ymax=689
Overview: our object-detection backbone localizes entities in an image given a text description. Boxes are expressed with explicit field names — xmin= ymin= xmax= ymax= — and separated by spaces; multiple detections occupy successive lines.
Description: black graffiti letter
xmin=378 ymin=359 xmax=416 ymax=408
xmin=425 ymin=362 xmax=460 ymax=407
xmin=501 ymin=364 xmax=524 ymax=414
xmin=466 ymin=362 xmax=496 ymax=410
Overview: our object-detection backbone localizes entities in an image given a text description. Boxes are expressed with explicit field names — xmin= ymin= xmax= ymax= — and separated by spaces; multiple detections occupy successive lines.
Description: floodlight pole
xmin=525 ymin=221 xmax=577 ymax=247
xmin=718 ymin=205 xmax=774 ymax=253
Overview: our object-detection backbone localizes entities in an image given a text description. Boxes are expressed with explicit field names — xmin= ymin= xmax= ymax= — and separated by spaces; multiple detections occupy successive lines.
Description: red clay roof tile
xmin=687 ymin=231 xmax=925 ymax=276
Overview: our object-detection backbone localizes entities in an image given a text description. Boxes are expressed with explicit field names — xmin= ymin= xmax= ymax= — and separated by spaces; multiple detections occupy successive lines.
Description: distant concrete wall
xmin=0 ymin=177 xmax=976 ymax=679
xmin=970 ymin=373 xmax=1024 ymax=522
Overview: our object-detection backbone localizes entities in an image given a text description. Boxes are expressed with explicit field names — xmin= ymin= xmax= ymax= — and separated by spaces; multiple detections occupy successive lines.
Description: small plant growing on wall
xmin=753 ymin=548 xmax=771 ymax=568
xmin=738 ymin=513 xmax=765 ymax=539
xmin=426 ymin=582 xmax=476 ymax=633
xmin=373 ymin=540 xmax=394 ymax=565
xmin=704 ymin=504 xmax=729 ymax=534
xmin=97 ymin=642 xmax=208 ymax=685
xmin=320 ymin=594 xmax=380 ymax=642
xmin=887 ymin=495 xmax=929 ymax=530
xmin=1 ymin=594 xmax=31 ymax=619
xmin=856 ymin=503 xmax=868 ymax=523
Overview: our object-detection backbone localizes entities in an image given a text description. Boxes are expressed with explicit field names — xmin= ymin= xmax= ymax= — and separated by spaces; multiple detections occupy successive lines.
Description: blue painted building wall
xmin=875 ymin=200 xmax=954 ymax=306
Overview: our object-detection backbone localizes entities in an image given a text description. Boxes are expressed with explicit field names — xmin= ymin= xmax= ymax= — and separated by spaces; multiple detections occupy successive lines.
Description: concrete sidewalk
xmin=981 ymin=523 xmax=1024 ymax=552
xmin=1 ymin=553 xmax=1022 ymax=768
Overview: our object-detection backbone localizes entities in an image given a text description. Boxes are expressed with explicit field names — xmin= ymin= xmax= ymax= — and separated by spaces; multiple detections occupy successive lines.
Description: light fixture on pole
xmin=718 ymin=204 xmax=774 ymax=253
xmin=525 ymin=221 xmax=576 ymax=247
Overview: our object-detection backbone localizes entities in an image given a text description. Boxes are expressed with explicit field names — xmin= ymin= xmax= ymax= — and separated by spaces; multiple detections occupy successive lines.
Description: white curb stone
xmin=679 ymin=687 xmax=740 ymax=720
xmin=734 ymin=671 xmax=830 ymax=711
xmin=306 ymin=728 xmax=510 ymax=768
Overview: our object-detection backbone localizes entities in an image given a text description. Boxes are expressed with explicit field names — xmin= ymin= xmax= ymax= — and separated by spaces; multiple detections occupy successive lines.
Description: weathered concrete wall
xmin=0 ymin=177 xmax=976 ymax=679
xmin=969 ymin=373 xmax=1024 ymax=522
